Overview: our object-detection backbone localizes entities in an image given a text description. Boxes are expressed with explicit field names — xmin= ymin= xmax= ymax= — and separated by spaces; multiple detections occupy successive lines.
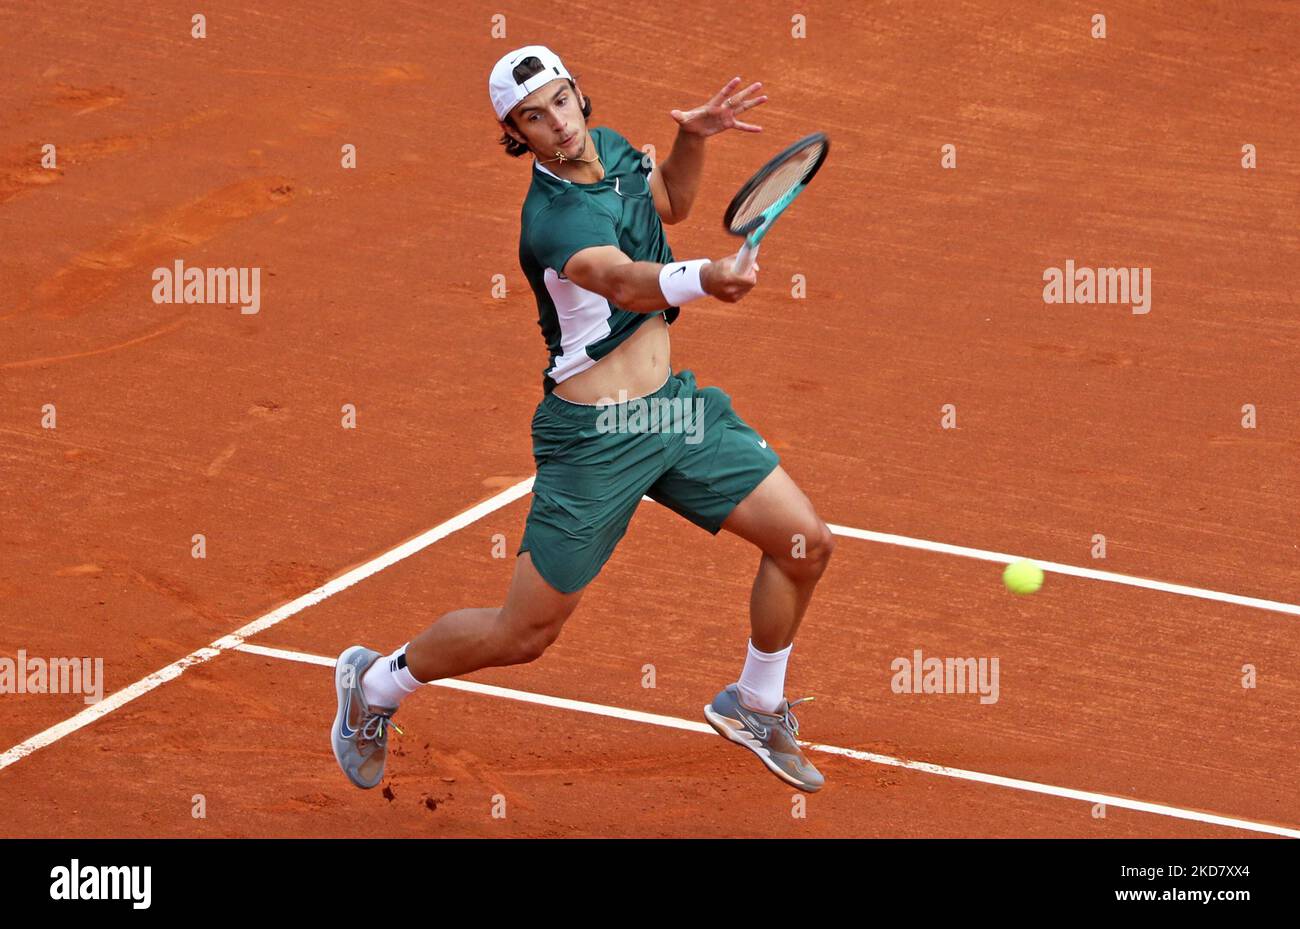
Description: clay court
xmin=1 ymin=1 xmax=1297 ymax=838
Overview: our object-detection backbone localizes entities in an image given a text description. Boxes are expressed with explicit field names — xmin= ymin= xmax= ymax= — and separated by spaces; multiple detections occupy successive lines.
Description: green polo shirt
xmin=518 ymin=125 xmax=681 ymax=394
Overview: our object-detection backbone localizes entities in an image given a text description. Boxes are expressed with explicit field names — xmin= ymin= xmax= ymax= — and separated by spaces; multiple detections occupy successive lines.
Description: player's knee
xmin=511 ymin=631 xmax=555 ymax=664
xmin=502 ymin=611 xmax=568 ymax=665
xmin=806 ymin=522 xmax=836 ymax=575
xmin=821 ymin=525 xmax=838 ymax=562
xmin=784 ymin=522 xmax=835 ymax=581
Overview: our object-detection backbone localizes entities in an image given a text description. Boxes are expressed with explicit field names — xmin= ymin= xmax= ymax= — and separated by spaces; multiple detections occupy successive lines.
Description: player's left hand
xmin=670 ymin=76 xmax=766 ymax=137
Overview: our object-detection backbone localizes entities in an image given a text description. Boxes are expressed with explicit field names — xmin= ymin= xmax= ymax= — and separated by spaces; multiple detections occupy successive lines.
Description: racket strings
xmin=727 ymin=143 xmax=825 ymax=233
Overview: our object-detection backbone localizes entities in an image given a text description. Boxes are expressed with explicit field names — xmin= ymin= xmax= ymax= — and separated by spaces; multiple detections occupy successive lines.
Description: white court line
xmin=828 ymin=524 xmax=1300 ymax=618
xmin=233 ymin=641 xmax=1300 ymax=839
xmin=0 ymin=478 xmax=534 ymax=773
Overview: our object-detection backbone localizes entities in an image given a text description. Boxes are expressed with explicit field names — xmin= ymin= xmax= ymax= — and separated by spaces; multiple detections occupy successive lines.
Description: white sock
xmin=361 ymin=644 xmax=422 ymax=710
xmin=737 ymin=639 xmax=792 ymax=714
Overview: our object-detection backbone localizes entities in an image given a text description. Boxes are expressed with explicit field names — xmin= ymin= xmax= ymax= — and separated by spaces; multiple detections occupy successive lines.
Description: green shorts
xmin=519 ymin=368 xmax=780 ymax=594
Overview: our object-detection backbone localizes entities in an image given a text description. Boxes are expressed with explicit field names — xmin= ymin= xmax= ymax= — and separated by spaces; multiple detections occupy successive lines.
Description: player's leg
xmin=331 ymin=552 xmax=582 ymax=790
xmin=359 ymin=550 xmax=586 ymax=716
xmin=645 ymin=373 xmax=836 ymax=660
xmin=402 ymin=551 xmax=583 ymax=682
xmin=715 ymin=472 xmax=835 ymax=794
xmin=646 ymin=370 xmax=832 ymax=791
xmin=719 ymin=464 xmax=836 ymax=653
xmin=350 ymin=391 xmax=631 ymax=716
xmin=332 ymin=388 xmax=657 ymax=789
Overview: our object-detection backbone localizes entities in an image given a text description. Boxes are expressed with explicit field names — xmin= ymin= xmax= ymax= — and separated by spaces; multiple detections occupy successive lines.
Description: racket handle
xmin=733 ymin=241 xmax=761 ymax=275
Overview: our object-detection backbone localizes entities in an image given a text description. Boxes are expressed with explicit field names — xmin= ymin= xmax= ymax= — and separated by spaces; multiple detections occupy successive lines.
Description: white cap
xmin=488 ymin=45 xmax=573 ymax=121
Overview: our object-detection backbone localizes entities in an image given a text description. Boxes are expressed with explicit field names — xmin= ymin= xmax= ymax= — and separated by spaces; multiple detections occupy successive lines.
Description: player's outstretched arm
xmin=564 ymin=246 xmax=759 ymax=310
xmin=651 ymin=76 xmax=769 ymax=225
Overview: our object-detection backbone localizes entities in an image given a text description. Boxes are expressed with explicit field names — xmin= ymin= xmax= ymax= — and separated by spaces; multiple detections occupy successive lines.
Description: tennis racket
xmin=723 ymin=132 xmax=830 ymax=275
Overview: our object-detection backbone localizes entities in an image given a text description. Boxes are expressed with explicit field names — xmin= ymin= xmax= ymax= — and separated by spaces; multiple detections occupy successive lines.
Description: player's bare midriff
xmin=551 ymin=312 xmax=671 ymax=404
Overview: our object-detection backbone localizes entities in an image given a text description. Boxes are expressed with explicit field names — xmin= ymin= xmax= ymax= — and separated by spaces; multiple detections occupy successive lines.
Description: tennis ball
xmin=1003 ymin=559 xmax=1044 ymax=595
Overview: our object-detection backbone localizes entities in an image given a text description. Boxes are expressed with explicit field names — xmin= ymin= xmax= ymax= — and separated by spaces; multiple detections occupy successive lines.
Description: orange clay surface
xmin=1 ymin=1 xmax=1297 ymax=836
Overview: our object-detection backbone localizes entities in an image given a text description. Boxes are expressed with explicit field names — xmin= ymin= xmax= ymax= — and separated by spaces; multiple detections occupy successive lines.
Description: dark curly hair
xmin=498 ymin=77 xmax=592 ymax=158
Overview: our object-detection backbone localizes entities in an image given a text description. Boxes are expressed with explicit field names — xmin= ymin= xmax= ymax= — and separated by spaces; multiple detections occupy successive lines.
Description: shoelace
xmin=783 ymin=696 xmax=815 ymax=736
xmin=359 ymin=710 xmax=403 ymax=743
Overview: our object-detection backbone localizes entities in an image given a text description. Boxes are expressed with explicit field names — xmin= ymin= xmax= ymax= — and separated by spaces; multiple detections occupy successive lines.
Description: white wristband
xmin=658 ymin=259 xmax=710 ymax=307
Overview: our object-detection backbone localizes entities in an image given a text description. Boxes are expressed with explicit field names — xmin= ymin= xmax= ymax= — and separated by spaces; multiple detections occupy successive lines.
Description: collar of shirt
xmin=533 ymin=159 xmax=570 ymax=183
xmin=533 ymin=159 xmax=623 ymax=198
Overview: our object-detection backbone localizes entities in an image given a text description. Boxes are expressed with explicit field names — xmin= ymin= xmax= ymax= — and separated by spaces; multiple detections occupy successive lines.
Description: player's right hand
xmin=701 ymin=253 xmax=760 ymax=303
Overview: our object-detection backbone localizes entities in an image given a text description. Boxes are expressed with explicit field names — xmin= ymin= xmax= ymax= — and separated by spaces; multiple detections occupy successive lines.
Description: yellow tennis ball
xmin=1003 ymin=559 xmax=1044 ymax=595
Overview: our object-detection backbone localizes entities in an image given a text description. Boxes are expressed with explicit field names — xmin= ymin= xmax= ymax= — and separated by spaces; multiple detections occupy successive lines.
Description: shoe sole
xmin=704 ymin=703 xmax=822 ymax=793
xmin=332 ymin=645 xmax=381 ymax=789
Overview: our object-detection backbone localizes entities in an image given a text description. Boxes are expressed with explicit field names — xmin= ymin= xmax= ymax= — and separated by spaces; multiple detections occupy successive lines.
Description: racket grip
xmin=733 ymin=241 xmax=761 ymax=275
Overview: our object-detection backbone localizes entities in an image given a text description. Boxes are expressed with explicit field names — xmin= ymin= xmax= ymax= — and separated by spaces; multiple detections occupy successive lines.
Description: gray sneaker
xmin=331 ymin=645 xmax=402 ymax=789
xmin=704 ymin=683 xmax=824 ymax=792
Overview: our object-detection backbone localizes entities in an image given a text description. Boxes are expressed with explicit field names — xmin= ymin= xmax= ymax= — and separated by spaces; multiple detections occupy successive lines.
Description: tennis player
xmin=332 ymin=45 xmax=836 ymax=793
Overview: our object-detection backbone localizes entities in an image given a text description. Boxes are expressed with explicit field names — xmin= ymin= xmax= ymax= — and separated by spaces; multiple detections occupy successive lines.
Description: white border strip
xmin=828 ymin=524 xmax=1300 ymax=618
xmin=234 ymin=642 xmax=1300 ymax=839
xmin=0 ymin=479 xmax=533 ymax=773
